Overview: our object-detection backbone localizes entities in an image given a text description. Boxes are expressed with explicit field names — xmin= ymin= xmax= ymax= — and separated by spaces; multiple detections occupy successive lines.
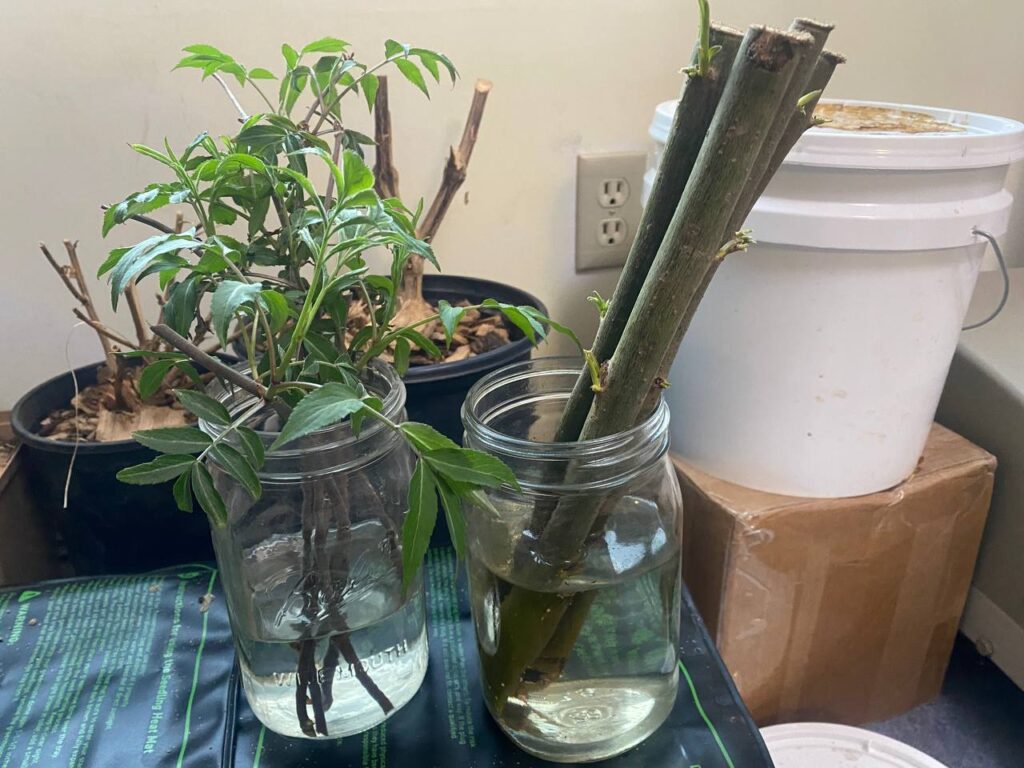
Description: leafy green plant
xmin=101 ymin=37 xmax=579 ymax=579
xmin=97 ymin=36 xmax=584 ymax=738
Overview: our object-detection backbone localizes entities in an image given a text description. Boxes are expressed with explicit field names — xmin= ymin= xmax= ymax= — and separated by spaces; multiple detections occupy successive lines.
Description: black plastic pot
xmin=409 ymin=274 xmax=546 ymax=442
xmin=412 ymin=276 xmax=546 ymax=547
xmin=11 ymin=363 xmax=215 ymax=575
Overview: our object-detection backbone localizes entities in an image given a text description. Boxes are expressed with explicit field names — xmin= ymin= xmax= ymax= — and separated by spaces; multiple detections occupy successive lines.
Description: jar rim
xmin=461 ymin=356 xmax=669 ymax=460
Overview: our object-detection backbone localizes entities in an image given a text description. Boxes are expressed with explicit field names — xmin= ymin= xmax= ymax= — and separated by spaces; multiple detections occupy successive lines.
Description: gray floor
xmin=867 ymin=634 xmax=1024 ymax=768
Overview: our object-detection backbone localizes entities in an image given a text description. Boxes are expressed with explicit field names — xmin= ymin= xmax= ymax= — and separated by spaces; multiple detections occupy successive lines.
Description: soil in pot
xmin=11 ymin=363 xmax=216 ymax=575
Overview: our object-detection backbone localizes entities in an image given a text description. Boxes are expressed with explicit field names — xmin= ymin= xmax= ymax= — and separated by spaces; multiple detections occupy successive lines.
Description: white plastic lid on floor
xmin=760 ymin=723 xmax=950 ymax=768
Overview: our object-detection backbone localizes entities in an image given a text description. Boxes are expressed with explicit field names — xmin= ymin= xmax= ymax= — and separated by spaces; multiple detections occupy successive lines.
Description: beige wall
xmin=3 ymin=0 xmax=1023 ymax=408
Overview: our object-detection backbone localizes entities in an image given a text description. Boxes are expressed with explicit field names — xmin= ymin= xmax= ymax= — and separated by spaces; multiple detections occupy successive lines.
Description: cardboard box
xmin=675 ymin=424 xmax=995 ymax=725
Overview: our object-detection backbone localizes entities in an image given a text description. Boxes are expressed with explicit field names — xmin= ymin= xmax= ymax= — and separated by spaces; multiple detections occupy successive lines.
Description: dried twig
xmin=417 ymin=79 xmax=492 ymax=241
xmin=123 ymin=281 xmax=149 ymax=346
xmin=72 ymin=308 xmax=138 ymax=350
xmin=41 ymin=241 xmax=119 ymax=369
xmin=373 ymin=76 xmax=400 ymax=200
xmin=394 ymin=78 xmax=492 ymax=320
xmin=39 ymin=242 xmax=88 ymax=305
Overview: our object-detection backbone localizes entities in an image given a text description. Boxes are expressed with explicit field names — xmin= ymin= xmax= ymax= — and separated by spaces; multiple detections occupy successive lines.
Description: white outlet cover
xmin=576 ymin=152 xmax=646 ymax=272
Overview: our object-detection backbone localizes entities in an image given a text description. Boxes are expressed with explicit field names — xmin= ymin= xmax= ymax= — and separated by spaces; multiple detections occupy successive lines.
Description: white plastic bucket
xmin=653 ymin=99 xmax=1024 ymax=497
xmin=760 ymin=723 xmax=949 ymax=768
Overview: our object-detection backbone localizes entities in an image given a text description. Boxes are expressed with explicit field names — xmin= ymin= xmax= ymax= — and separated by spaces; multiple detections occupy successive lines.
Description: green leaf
xmin=413 ymin=50 xmax=441 ymax=82
xmin=247 ymin=195 xmax=271 ymax=239
xmin=210 ymin=443 xmax=261 ymax=499
xmin=400 ymin=422 xmax=458 ymax=453
xmin=394 ymin=58 xmax=428 ymax=97
xmin=281 ymin=43 xmax=299 ymax=70
xmin=133 ymin=426 xmax=211 ymax=454
xmin=218 ymin=152 xmax=269 ymax=175
xmin=523 ymin=307 xmax=580 ymax=350
xmin=220 ymin=60 xmax=248 ymax=86
xmin=117 ymin=454 xmax=195 ymax=485
xmin=97 ymin=247 xmax=129 ymax=277
xmin=274 ymin=166 xmax=321 ymax=210
xmin=248 ymin=67 xmax=277 ymax=80
xmin=303 ymin=332 xmax=340 ymax=363
xmin=279 ymin=65 xmax=310 ymax=115
xmin=176 ymin=389 xmax=231 ymax=426
xmin=130 ymin=143 xmax=178 ymax=171
xmin=341 ymin=149 xmax=374 ymax=198
xmin=192 ymin=462 xmax=228 ymax=527
xmin=174 ymin=361 xmax=204 ymax=390
xmin=393 ymin=337 xmax=410 ymax=376
xmin=437 ymin=299 xmax=464 ymax=345
xmin=138 ymin=360 xmax=176 ymax=399
xmin=384 ymin=39 xmax=409 ymax=59
xmin=302 ymin=37 xmax=349 ymax=54
xmin=361 ymin=73 xmax=379 ymax=112
xmin=209 ymin=201 xmax=237 ymax=225
xmin=163 ymin=276 xmax=200 ymax=337
xmin=422 ymin=447 xmax=520 ymax=490
xmin=172 ymin=471 xmax=193 ymax=513
xmin=398 ymin=328 xmax=441 ymax=359
xmin=260 ymin=289 xmax=290 ymax=332
xmin=108 ymin=233 xmax=202 ymax=308
xmin=401 ymin=460 xmax=438 ymax=591
xmin=103 ymin=187 xmax=181 ymax=237
xmin=183 ymin=43 xmax=229 ymax=59
xmin=236 ymin=426 xmax=266 ymax=470
xmin=269 ymin=382 xmax=366 ymax=451
xmin=481 ymin=299 xmax=544 ymax=343
xmin=435 ymin=477 xmax=466 ymax=558
xmin=211 ymin=279 xmax=263 ymax=347
xmin=236 ymin=123 xmax=288 ymax=153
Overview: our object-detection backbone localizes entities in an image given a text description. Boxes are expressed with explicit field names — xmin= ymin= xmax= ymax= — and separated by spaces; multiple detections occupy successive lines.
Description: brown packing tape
xmin=677 ymin=424 xmax=995 ymax=725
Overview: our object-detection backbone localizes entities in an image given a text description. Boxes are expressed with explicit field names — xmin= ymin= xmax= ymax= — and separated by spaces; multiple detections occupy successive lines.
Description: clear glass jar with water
xmin=461 ymin=358 xmax=682 ymax=762
xmin=203 ymin=363 xmax=427 ymax=739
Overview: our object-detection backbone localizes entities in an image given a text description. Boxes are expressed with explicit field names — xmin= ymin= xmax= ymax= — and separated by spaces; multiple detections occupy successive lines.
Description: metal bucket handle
xmin=963 ymin=228 xmax=1010 ymax=330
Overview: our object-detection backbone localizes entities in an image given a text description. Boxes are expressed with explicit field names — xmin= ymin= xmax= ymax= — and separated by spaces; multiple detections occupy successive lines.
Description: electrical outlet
xmin=599 ymin=179 xmax=630 ymax=208
xmin=598 ymin=217 xmax=627 ymax=246
xmin=576 ymin=152 xmax=645 ymax=271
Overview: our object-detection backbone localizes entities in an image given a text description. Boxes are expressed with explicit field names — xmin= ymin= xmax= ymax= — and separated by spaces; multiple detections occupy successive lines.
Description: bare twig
xmin=373 ymin=76 xmax=400 ymax=200
xmin=39 ymin=243 xmax=87 ymax=305
xmin=99 ymin=205 xmax=176 ymax=235
xmin=150 ymin=324 xmax=268 ymax=400
xmin=72 ymin=308 xmax=138 ymax=350
xmin=42 ymin=240 xmax=118 ymax=369
xmin=417 ymin=79 xmax=492 ymax=241
xmin=124 ymin=281 xmax=149 ymax=346
xmin=394 ymin=79 xmax=492 ymax=315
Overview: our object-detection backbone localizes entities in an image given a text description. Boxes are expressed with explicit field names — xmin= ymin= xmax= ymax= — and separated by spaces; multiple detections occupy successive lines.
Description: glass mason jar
xmin=201 ymin=363 xmax=428 ymax=739
xmin=462 ymin=358 xmax=683 ymax=763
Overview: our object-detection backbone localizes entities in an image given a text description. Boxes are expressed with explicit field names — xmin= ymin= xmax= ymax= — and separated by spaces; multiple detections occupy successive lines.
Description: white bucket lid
xmin=761 ymin=723 xmax=950 ymax=768
xmin=791 ymin=99 xmax=1024 ymax=170
xmin=650 ymin=98 xmax=1024 ymax=171
xmin=649 ymin=99 xmax=677 ymax=145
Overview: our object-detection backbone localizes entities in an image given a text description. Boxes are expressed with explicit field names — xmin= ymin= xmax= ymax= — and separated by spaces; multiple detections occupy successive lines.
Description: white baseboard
xmin=960 ymin=586 xmax=1024 ymax=690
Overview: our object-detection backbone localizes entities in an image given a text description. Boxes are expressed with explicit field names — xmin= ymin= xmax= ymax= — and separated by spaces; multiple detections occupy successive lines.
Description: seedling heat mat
xmin=0 ymin=549 xmax=771 ymax=767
